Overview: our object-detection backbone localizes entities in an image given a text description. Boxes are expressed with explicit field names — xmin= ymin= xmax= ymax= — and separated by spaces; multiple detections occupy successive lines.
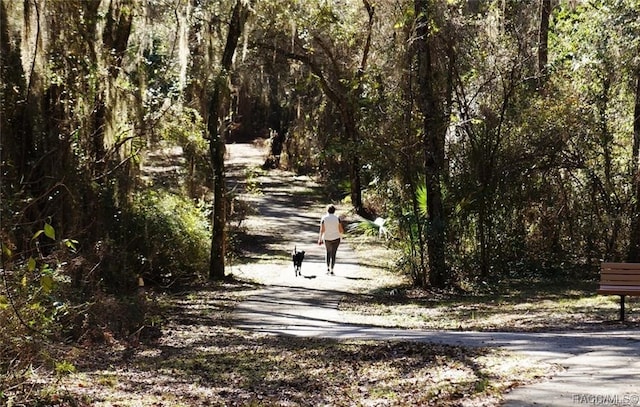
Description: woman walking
xmin=318 ymin=204 xmax=344 ymax=275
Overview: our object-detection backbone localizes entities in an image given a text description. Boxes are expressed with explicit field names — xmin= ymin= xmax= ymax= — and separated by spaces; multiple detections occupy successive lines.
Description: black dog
xmin=292 ymin=246 xmax=305 ymax=277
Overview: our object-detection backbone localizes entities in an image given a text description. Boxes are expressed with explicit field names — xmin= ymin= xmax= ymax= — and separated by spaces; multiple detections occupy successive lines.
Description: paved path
xmin=227 ymin=142 xmax=640 ymax=407
xmin=233 ymin=264 xmax=640 ymax=406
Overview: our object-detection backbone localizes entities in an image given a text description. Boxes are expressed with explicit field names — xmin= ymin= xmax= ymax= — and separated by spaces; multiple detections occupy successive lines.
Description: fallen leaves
xmin=11 ymin=283 xmax=558 ymax=406
xmin=339 ymin=283 xmax=640 ymax=332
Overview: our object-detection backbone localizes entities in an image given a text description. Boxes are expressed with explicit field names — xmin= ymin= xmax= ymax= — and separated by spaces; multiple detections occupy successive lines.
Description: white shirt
xmin=321 ymin=213 xmax=342 ymax=241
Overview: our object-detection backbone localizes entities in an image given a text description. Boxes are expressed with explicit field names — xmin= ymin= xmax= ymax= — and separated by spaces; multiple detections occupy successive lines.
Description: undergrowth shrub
xmin=0 ymin=225 xmax=76 ymax=398
xmin=114 ymin=190 xmax=211 ymax=289
xmin=65 ymin=292 xmax=151 ymax=345
xmin=0 ymin=221 xmax=163 ymax=405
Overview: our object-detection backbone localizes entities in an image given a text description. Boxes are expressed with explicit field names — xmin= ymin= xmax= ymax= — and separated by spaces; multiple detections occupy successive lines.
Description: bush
xmin=113 ymin=191 xmax=211 ymax=289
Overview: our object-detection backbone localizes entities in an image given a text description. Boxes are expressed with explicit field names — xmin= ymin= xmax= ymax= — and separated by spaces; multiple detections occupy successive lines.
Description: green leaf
xmin=416 ymin=184 xmax=428 ymax=216
xmin=63 ymin=239 xmax=79 ymax=252
xmin=28 ymin=257 xmax=37 ymax=272
xmin=41 ymin=275 xmax=54 ymax=294
xmin=1 ymin=242 xmax=11 ymax=257
xmin=0 ymin=295 xmax=8 ymax=310
xmin=44 ymin=223 xmax=56 ymax=240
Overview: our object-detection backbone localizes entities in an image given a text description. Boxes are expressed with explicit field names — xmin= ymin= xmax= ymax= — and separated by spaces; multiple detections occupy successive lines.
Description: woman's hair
xmin=327 ymin=204 xmax=336 ymax=214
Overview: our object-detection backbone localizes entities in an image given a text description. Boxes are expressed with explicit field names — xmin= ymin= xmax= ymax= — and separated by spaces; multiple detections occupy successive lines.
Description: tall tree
xmin=623 ymin=0 xmax=640 ymax=261
xmin=252 ymin=0 xmax=376 ymax=217
xmin=208 ymin=0 xmax=252 ymax=280
xmin=537 ymin=0 xmax=551 ymax=87
xmin=629 ymin=68 xmax=640 ymax=261
xmin=413 ymin=0 xmax=452 ymax=288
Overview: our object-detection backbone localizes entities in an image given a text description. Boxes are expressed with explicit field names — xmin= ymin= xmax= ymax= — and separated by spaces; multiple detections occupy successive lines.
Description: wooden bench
xmin=597 ymin=262 xmax=640 ymax=321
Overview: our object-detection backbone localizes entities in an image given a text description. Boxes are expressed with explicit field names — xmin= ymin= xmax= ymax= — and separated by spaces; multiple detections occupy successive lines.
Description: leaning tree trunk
xmin=208 ymin=0 xmax=251 ymax=280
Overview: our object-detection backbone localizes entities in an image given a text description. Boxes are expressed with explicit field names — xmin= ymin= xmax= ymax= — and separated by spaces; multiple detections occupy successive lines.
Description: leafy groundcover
xmin=4 ymin=282 xmax=558 ymax=407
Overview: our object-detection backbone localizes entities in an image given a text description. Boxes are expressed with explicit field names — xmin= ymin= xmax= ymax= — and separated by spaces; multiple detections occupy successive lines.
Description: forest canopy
xmin=1 ymin=0 xmax=640 ymax=379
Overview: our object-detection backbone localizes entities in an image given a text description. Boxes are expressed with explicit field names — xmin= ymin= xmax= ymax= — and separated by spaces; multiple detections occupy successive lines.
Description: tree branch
xmin=359 ymin=0 xmax=375 ymax=75
xmin=254 ymin=41 xmax=342 ymax=106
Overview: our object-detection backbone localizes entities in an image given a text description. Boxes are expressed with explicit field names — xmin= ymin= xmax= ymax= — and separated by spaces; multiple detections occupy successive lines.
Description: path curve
xmin=226 ymin=141 xmax=640 ymax=407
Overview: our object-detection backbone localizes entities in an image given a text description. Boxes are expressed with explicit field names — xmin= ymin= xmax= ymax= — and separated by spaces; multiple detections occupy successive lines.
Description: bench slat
xmin=601 ymin=262 xmax=640 ymax=270
xmin=598 ymin=289 xmax=640 ymax=296
xmin=600 ymin=285 xmax=640 ymax=290
xmin=601 ymin=271 xmax=640 ymax=277
xmin=600 ymin=270 xmax=640 ymax=276
xmin=600 ymin=271 xmax=640 ymax=276
xmin=600 ymin=272 xmax=640 ymax=278
xmin=600 ymin=277 xmax=640 ymax=284
xmin=600 ymin=284 xmax=640 ymax=289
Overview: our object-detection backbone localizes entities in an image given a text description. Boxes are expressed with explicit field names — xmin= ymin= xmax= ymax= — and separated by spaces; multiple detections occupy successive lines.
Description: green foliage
xmin=348 ymin=219 xmax=375 ymax=237
xmin=0 ymin=221 xmax=82 ymax=394
xmin=415 ymin=184 xmax=428 ymax=217
xmin=32 ymin=223 xmax=56 ymax=241
xmin=116 ymin=191 xmax=211 ymax=288
xmin=55 ymin=360 xmax=77 ymax=376
xmin=243 ymin=167 xmax=264 ymax=194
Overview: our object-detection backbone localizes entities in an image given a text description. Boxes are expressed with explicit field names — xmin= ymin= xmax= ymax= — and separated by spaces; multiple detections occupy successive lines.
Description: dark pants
xmin=324 ymin=238 xmax=341 ymax=271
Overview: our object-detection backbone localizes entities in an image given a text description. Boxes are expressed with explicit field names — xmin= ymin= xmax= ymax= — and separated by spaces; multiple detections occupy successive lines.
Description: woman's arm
xmin=318 ymin=222 xmax=325 ymax=245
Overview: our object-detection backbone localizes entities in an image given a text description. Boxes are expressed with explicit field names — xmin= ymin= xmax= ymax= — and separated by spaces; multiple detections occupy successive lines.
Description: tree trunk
xmin=343 ymin=114 xmax=364 ymax=215
xmin=537 ymin=0 xmax=551 ymax=87
xmin=414 ymin=0 xmax=449 ymax=288
xmin=208 ymin=82 xmax=227 ymax=281
xmin=627 ymin=69 xmax=640 ymax=261
xmin=208 ymin=0 xmax=251 ymax=280
xmin=348 ymin=0 xmax=374 ymax=217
